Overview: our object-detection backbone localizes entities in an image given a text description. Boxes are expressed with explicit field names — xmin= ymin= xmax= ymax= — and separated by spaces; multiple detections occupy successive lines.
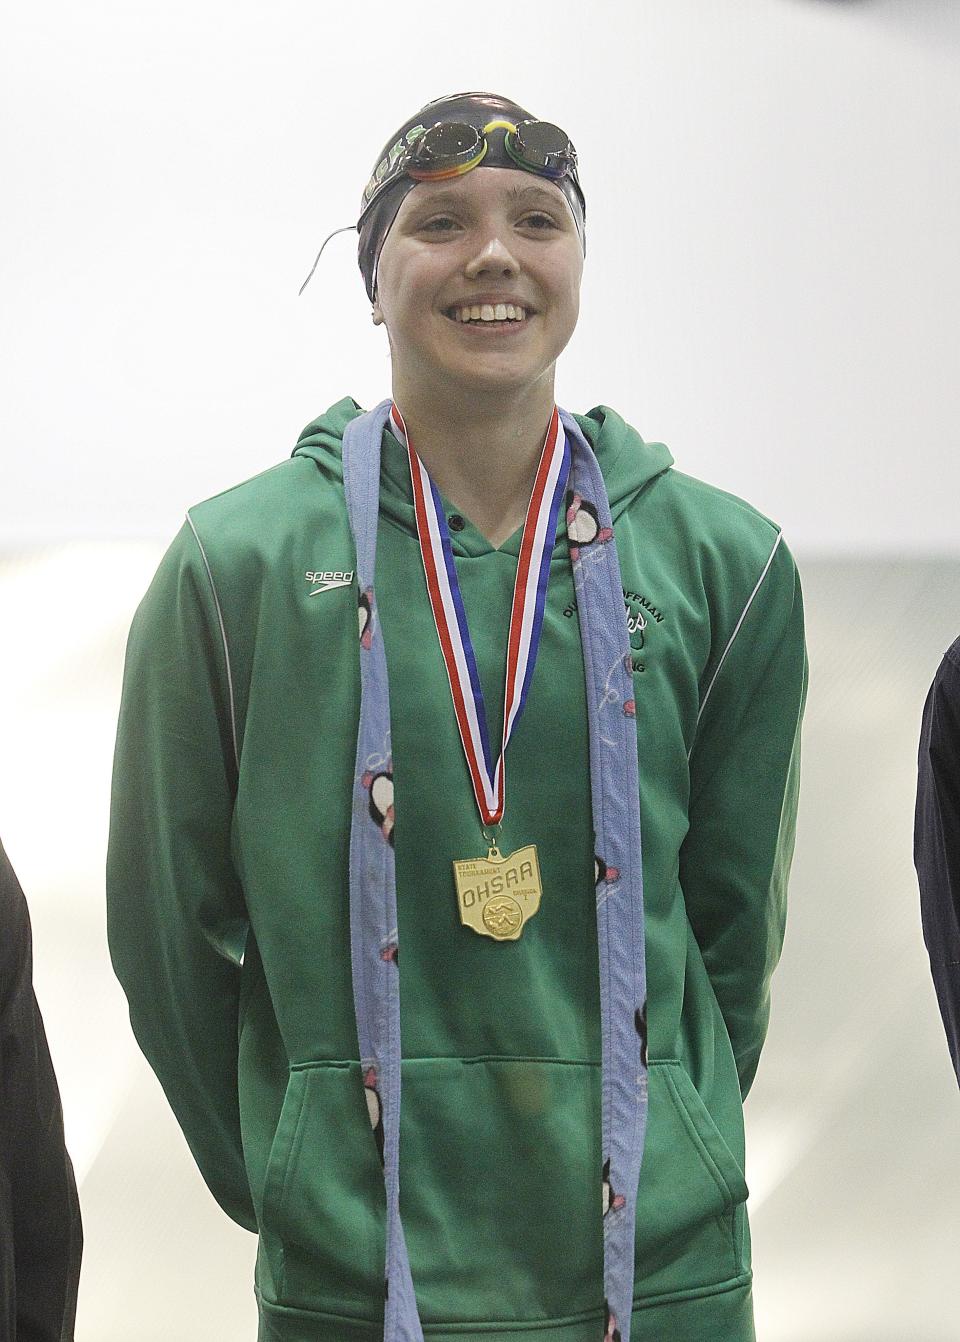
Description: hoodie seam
xmin=693 ymin=529 xmax=783 ymax=733
xmin=185 ymin=511 xmax=240 ymax=773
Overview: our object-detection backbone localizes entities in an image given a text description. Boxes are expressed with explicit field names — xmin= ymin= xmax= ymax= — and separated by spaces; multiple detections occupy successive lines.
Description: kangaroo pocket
xmin=634 ymin=1060 xmax=750 ymax=1298
xmin=259 ymin=1061 xmax=386 ymax=1315
xmin=256 ymin=1055 xmax=749 ymax=1322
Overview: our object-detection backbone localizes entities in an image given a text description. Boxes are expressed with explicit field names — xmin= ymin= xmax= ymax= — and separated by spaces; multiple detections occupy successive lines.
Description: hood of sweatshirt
xmin=292 ymin=396 xmax=673 ymax=556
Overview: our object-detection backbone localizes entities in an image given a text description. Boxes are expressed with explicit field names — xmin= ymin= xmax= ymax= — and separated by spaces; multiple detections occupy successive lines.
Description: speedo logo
xmin=306 ymin=569 xmax=354 ymax=595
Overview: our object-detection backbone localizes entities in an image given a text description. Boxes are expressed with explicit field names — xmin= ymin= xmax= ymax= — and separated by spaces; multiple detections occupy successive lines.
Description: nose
xmin=463 ymin=234 xmax=520 ymax=280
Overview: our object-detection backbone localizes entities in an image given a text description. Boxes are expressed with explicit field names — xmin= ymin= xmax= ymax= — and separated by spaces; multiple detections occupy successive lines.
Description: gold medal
xmin=453 ymin=844 xmax=543 ymax=941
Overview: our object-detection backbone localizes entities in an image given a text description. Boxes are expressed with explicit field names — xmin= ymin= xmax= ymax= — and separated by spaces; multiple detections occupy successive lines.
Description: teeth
xmin=455 ymin=303 xmax=527 ymax=323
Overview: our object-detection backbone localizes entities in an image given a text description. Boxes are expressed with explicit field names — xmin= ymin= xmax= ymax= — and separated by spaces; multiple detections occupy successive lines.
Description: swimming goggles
xmin=359 ymin=118 xmax=580 ymax=222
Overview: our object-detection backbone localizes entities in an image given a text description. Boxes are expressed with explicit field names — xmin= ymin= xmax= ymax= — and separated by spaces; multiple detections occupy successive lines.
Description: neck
xmin=392 ymin=380 xmax=556 ymax=549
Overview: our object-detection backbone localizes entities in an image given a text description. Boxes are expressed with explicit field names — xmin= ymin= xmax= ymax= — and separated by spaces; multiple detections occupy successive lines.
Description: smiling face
xmin=372 ymin=166 xmax=584 ymax=409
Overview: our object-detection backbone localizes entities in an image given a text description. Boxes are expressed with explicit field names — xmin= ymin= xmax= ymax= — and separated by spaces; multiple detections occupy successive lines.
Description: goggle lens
xmin=505 ymin=121 xmax=577 ymax=178
xmin=407 ymin=123 xmax=487 ymax=180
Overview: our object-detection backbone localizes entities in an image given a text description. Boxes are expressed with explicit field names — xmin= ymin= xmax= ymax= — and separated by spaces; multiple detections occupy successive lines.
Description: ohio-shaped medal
xmin=453 ymin=844 xmax=543 ymax=941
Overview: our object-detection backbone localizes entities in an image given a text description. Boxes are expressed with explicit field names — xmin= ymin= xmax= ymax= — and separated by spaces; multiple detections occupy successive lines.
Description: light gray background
xmin=2 ymin=1 xmax=958 ymax=1339
xmin=1 ymin=0 xmax=958 ymax=551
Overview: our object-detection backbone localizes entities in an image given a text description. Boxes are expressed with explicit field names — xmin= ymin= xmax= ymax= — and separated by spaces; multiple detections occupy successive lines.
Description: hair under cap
xmin=357 ymin=91 xmax=586 ymax=304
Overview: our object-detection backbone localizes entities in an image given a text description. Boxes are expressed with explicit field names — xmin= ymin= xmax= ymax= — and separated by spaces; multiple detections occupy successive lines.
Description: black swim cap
xmin=357 ymin=91 xmax=587 ymax=304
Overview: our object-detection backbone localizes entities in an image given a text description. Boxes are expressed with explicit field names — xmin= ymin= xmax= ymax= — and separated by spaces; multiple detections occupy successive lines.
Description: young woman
xmin=107 ymin=92 xmax=807 ymax=1342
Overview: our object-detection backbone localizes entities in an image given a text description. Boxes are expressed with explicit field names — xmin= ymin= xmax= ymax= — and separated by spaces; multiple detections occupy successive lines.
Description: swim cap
xmin=358 ymin=92 xmax=586 ymax=304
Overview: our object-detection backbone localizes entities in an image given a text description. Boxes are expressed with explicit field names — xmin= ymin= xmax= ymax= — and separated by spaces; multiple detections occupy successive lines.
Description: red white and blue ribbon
xmin=390 ymin=403 xmax=571 ymax=827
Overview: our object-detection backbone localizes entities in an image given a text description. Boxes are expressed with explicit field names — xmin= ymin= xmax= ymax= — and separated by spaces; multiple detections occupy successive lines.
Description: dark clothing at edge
xmin=0 ymin=839 xmax=82 ymax=1341
xmin=915 ymin=637 xmax=960 ymax=1087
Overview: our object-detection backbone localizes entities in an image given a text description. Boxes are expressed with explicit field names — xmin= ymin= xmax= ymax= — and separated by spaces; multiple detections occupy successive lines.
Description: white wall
xmin=2 ymin=0 xmax=958 ymax=553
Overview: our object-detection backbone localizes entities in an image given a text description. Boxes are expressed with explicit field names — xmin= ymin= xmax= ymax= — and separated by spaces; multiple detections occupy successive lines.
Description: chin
xmin=440 ymin=342 xmax=555 ymax=380
xmin=444 ymin=365 xmax=539 ymax=398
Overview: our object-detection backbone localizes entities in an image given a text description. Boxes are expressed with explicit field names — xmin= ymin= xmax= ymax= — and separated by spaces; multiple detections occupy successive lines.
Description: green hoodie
xmin=107 ymin=398 xmax=806 ymax=1342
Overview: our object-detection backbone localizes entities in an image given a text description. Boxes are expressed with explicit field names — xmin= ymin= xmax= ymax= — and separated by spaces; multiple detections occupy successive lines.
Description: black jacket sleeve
xmin=914 ymin=640 xmax=960 ymax=1087
xmin=0 ymin=839 xmax=82 ymax=1342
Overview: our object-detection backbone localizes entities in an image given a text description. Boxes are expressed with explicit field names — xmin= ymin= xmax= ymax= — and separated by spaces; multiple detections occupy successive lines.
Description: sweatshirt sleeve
xmin=678 ymin=532 xmax=808 ymax=1099
xmin=106 ymin=520 xmax=256 ymax=1231
xmin=914 ymin=645 xmax=960 ymax=1086
xmin=0 ymin=840 xmax=83 ymax=1341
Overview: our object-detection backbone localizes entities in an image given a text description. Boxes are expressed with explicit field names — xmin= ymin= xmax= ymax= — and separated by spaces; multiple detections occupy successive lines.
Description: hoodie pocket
xmin=255 ymin=1056 xmax=749 ymax=1318
xmin=633 ymin=1060 xmax=750 ymax=1297
xmin=259 ymin=1061 xmax=385 ymax=1315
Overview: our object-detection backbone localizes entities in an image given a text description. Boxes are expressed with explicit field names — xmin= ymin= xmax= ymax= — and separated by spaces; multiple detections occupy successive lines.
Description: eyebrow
xmin=407 ymin=182 xmax=566 ymax=212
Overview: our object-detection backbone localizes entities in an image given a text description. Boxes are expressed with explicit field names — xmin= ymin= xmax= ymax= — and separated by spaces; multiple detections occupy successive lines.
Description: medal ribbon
xmin=389 ymin=403 xmax=570 ymax=826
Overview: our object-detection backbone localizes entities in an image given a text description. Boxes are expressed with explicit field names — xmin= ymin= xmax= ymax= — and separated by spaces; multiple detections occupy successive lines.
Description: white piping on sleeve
xmin=694 ymin=528 xmax=784 ymax=732
xmin=186 ymin=511 xmax=240 ymax=773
